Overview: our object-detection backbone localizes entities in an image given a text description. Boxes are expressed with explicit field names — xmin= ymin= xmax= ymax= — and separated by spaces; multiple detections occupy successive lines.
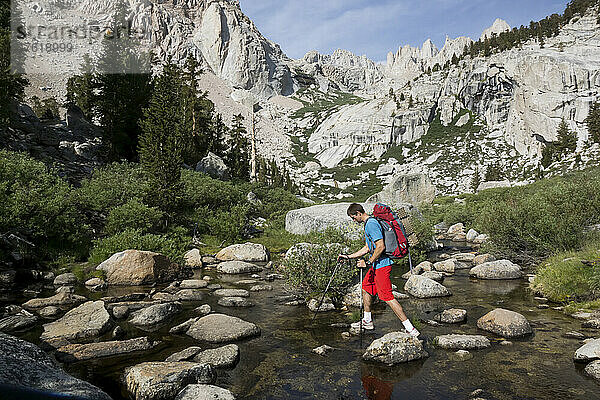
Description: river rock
xmin=473 ymin=253 xmax=496 ymax=265
xmin=214 ymin=289 xmax=249 ymax=297
xmin=574 ymin=339 xmax=600 ymax=362
xmin=112 ymin=305 xmax=129 ymax=319
xmin=124 ymin=362 xmax=216 ymax=400
xmin=175 ymin=289 xmax=205 ymax=301
xmin=195 ymin=305 xmax=212 ymax=316
xmin=53 ymin=273 xmax=77 ymax=286
xmin=447 ymin=223 xmax=465 ymax=235
xmin=40 ymin=301 xmax=111 ymax=348
xmin=477 ymin=308 xmax=532 ymax=338
xmin=466 ymin=229 xmax=479 ymax=242
xmin=184 ymin=249 xmax=204 ymax=269
xmin=0 ymin=332 xmax=111 ymax=399
xmin=22 ymin=292 xmax=87 ymax=309
xmin=0 ymin=310 xmax=38 ymax=332
xmin=55 ymin=285 xmax=74 ymax=294
xmin=38 ymin=306 xmax=61 ymax=318
xmin=218 ymin=297 xmax=254 ymax=307
xmin=433 ymin=259 xmax=456 ymax=273
xmin=55 ymin=337 xmax=160 ymax=362
xmin=250 ymin=284 xmax=273 ymax=292
xmin=453 ymin=253 xmax=476 ymax=263
xmin=362 ymin=332 xmax=428 ymax=365
xmin=85 ymin=278 xmax=105 ymax=287
xmin=433 ymin=309 xmax=467 ymax=323
xmin=186 ymin=314 xmax=260 ymax=343
xmin=435 ymin=334 xmax=490 ymax=350
xmin=421 ymin=271 xmax=444 ymax=282
xmin=582 ymin=319 xmax=600 ymax=329
xmin=96 ymin=250 xmax=188 ymax=285
xmin=175 ymin=385 xmax=236 ymax=400
xmin=235 ymin=279 xmax=259 ymax=285
xmin=217 ymin=261 xmax=262 ymax=275
xmin=180 ymin=280 xmax=209 ymax=289
xmin=152 ymin=292 xmax=180 ymax=302
xmin=308 ymin=298 xmax=335 ymax=312
xmin=166 ymin=346 xmax=202 ymax=362
xmin=129 ymin=302 xmax=182 ymax=328
xmin=470 ymin=260 xmax=522 ymax=279
xmin=450 ymin=349 xmax=473 ymax=361
xmin=216 ymin=243 xmax=269 ymax=262
xmin=312 ymin=344 xmax=334 ymax=356
xmin=585 ymin=360 xmax=600 ymax=380
xmin=170 ymin=317 xmax=201 ymax=334
xmin=207 ymin=284 xmax=222 ymax=291
xmin=193 ymin=344 xmax=240 ymax=368
xmin=404 ymin=275 xmax=451 ymax=298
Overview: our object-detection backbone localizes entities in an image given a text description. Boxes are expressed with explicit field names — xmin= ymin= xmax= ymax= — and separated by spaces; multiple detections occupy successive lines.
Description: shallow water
xmin=5 ymin=256 xmax=600 ymax=400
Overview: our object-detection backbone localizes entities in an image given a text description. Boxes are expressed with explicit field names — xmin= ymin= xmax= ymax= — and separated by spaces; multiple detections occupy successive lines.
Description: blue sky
xmin=239 ymin=0 xmax=568 ymax=62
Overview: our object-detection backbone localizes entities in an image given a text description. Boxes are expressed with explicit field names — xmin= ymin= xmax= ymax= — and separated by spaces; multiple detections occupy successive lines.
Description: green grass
xmin=321 ymin=162 xmax=379 ymax=183
xmin=291 ymin=89 xmax=365 ymax=120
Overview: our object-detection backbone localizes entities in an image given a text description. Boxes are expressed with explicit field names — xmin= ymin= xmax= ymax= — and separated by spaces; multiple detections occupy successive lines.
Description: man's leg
xmin=362 ymin=289 xmax=372 ymax=313
xmin=384 ymin=298 xmax=408 ymax=322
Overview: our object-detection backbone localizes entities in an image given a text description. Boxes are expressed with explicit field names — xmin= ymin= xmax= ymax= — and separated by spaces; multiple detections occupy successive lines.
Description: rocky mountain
xmin=19 ymin=1 xmax=600 ymax=199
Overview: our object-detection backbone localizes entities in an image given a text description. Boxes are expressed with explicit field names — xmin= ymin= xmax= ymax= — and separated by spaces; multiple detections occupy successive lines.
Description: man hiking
xmin=339 ymin=203 xmax=420 ymax=337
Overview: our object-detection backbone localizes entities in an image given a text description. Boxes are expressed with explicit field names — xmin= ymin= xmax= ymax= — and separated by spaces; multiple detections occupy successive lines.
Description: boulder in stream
xmin=186 ymin=314 xmax=260 ymax=343
xmin=175 ymin=384 xmax=236 ymax=400
xmin=362 ymin=331 xmax=428 ymax=365
xmin=477 ymin=308 xmax=532 ymax=338
xmin=404 ymin=275 xmax=451 ymax=298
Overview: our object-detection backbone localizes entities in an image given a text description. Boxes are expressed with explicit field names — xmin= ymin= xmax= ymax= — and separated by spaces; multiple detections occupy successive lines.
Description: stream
xmin=4 ymin=245 xmax=600 ymax=400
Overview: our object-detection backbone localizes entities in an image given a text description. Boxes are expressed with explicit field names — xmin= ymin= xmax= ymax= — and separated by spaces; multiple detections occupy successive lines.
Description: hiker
xmin=339 ymin=203 xmax=420 ymax=337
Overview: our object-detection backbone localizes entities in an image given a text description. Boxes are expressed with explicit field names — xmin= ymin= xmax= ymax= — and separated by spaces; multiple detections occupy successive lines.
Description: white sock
xmin=402 ymin=319 xmax=415 ymax=331
xmin=363 ymin=312 xmax=372 ymax=323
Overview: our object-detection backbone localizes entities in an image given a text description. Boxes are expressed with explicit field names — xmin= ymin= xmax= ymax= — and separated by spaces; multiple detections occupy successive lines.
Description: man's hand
xmin=357 ymin=259 xmax=367 ymax=269
xmin=338 ymin=254 xmax=350 ymax=262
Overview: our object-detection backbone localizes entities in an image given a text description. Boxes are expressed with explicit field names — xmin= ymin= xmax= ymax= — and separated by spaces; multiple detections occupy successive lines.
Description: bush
xmin=203 ymin=203 xmax=252 ymax=244
xmin=88 ymin=227 xmax=190 ymax=265
xmin=77 ymin=162 xmax=150 ymax=214
xmin=104 ymin=199 xmax=163 ymax=235
xmin=0 ymin=150 xmax=89 ymax=260
xmin=283 ymin=242 xmax=356 ymax=302
xmin=181 ymin=170 xmax=245 ymax=212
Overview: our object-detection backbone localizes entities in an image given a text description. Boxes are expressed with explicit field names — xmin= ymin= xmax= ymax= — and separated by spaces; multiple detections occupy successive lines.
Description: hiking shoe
xmin=407 ymin=327 xmax=420 ymax=337
xmin=350 ymin=319 xmax=374 ymax=330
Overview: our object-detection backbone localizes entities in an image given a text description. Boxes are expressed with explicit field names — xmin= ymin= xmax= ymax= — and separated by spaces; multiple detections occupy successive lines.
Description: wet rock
xmin=0 ymin=332 xmax=111 ymax=399
xmin=585 ymin=360 xmax=600 ymax=380
xmin=175 ymin=289 xmax=205 ymax=302
xmin=38 ymin=306 xmax=60 ymax=318
xmin=175 ymin=384 xmax=235 ymax=400
xmin=421 ymin=271 xmax=444 ymax=282
xmin=55 ymin=337 xmax=160 ymax=362
xmin=112 ymin=326 xmax=125 ymax=339
xmin=186 ymin=314 xmax=260 ymax=343
xmin=152 ymin=292 xmax=180 ymax=302
xmin=53 ymin=273 xmax=77 ymax=286
xmin=216 ymin=243 xmax=269 ymax=262
xmin=453 ymin=253 xmax=476 ymax=263
xmin=85 ymin=278 xmax=105 ymax=287
xmin=470 ymin=260 xmax=522 ymax=280
xmin=40 ymin=301 xmax=111 ymax=348
xmin=170 ymin=318 xmax=201 ymax=334
xmin=341 ymin=332 xmax=351 ymax=339
xmin=500 ymin=340 xmax=513 ymax=346
xmin=217 ymin=261 xmax=262 ymax=275
xmin=433 ymin=259 xmax=456 ymax=273
xmin=582 ymin=319 xmax=600 ymax=329
xmin=308 ymin=298 xmax=335 ymax=312
xmin=362 ymin=332 xmax=428 ymax=365
xmin=96 ymin=250 xmax=188 ymax=285
xmin=434 ymin=334 xmax=490 ymax=350
xmin=23 ymin=292 xmax=87 ymax=309
xmin=124 ymin=362 xmax=216 ymax=400
xmin=312 ymin=344 xmax=334 ymax=356
xmin=477 ymin=308 xmax=532 ymax=338
xmin=564 ymin=331 xmax=586 ymax=339
xmin=218 ymin=297 xmax=254 ymax=307
xmin=207 ymin=284 xmax=222 ymax=291
xmin=184 ymin=249 xmax=204 ymax=269
xmin=0 ymin=310 xmax=38 ymax=332
xmin=404 ymin=275 xmax=451 ymax=298
xmin=193 ymin=344 xmax=240 ymax=368
xmin=235 ymin=279 xmax=258 ymax=285
xmin=202 ymin=256 xmax=218 ymax=265
xmin=195 ymin=305 xmax=212 ymax=316
xmin=250 ymin=284 xmax=273 ymax=292
xmin=0 ymin=270 xmax=17 ymax=285
xmin=203 ymin=276 xmax=212 ymax=281
xmin=180 ymin=280 xmax=208 ymax=289
xmin=56 ymin=286 xmax=74 ymax=294
xmin=214 ymin=289 xmax=249 ymax=298
xmin=450 ymin=349 xmax=473 ymax=361
xmin=101 ymin=293 xmax=147 ymax=304
xmin=433 ymin=309 xmax=467 ymax=324
xmin=574 ymin=339 xmax=600 ymax=362
xmin=129 ymin=302 xmax=182 ymax=328
xmin=112 ymin=305 xmax=129 ymax=319
xmin=473 ymin=254 xmax=496 ymax=265
xmin=166 ymin=346 xmax=202 ymax=362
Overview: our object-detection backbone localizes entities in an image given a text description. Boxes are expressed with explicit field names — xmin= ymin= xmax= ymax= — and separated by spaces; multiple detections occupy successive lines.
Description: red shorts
xmin=361 ymin=265 xmax=394 ymax=302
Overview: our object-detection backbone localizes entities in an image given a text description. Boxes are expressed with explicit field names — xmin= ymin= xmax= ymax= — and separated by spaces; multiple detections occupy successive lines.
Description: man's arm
xmin=368 ymin=239 xmax=385 ymax=265
xmin=342 ymin=245 xmax=369 ymax=259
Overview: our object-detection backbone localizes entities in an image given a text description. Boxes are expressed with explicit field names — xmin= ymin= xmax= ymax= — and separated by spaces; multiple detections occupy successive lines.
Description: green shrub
xmin=203 ymin=203 xmax=252 ymax=244
xmin=0 ymin=150 xmax=89 ymax=259
xmin=283 ymin=242 xmax=356 ymax=302
xmin=77 ymin=162 xmax=150 ymax=214
xmin=181 ymin=170 xmax=245 ymax=211
xmin=89 ymin=227 xmax=189 ymax=265
xmin=104 ymin=199 xmax=163 ymax=235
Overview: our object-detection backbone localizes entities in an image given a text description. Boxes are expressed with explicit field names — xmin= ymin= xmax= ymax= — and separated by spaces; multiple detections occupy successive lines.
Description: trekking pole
xmin=359 ymin=264 xmax=363 ymax=347
xmin=311 ymin=259 xmax=343 ymax=324
xmin=408 ymin=247 xmax=414 ymax=274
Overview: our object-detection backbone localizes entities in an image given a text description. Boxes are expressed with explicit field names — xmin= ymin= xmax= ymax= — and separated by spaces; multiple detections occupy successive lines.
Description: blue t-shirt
xmin=365 ymin=218 xmax=393 ymax=270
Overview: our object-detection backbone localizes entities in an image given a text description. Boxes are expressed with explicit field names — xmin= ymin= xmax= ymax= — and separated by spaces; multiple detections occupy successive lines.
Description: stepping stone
xmin=434 ymin=334 xmax=490 ymax=350
xmin=186 ymin=314 xmax=260 ymax=343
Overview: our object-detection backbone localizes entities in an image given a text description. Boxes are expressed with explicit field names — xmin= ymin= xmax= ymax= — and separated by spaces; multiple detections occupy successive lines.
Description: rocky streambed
xmin=1 ymin=242 xmax=600 ymax=400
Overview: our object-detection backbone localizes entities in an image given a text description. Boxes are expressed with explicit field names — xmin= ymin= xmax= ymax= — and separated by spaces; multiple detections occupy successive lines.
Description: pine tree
xmin=408 ymin=95 xmax=414 ymax=108
xmin=586 ymin=101 xmax=600 ymax=143
xmin=399 ymin=93 xmax=405 ymax=101
xmin=470 ymin=167 xmax=481 ymax=192
xmin=556 ymin=118 xmax=577 ymax=155
xmin=484 ymin=163 xmax=502 ymax=181
xmin=225 ymin=114 xmax=250 ymax=181
xmin=541 ymin=143 xmax=555 ymax=168
xmin=66 ymin=54 xmax=96 ymax=121
xmin=138 ymin=65 xmax=186 ymax=214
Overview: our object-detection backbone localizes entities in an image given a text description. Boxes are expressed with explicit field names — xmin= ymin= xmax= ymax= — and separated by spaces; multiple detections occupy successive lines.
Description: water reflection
xmin=361 ymin=361 xmax=424 ymax=400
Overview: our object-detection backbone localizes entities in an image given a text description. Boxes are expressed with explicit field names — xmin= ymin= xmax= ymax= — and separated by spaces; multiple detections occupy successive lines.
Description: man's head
xmin=347 ymin=203 xmax=368 ymax=223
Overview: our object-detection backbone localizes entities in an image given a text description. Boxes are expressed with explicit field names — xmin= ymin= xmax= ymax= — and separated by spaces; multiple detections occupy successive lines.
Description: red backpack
xmin=372 ymin=203 xmax=414 ymax=259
